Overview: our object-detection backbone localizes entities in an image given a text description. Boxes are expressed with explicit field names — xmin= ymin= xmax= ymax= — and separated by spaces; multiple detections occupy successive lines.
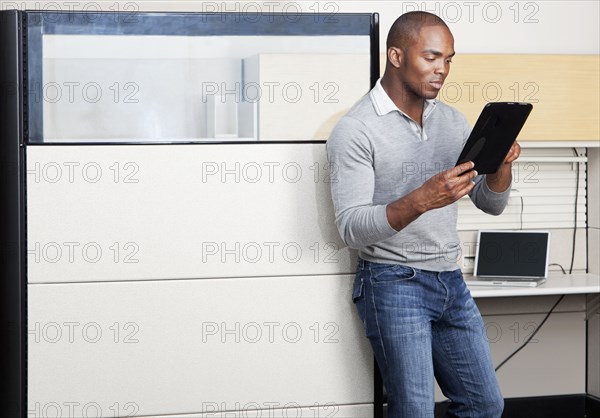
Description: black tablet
xmin=456 ymin=102 xmax=533 ymax=174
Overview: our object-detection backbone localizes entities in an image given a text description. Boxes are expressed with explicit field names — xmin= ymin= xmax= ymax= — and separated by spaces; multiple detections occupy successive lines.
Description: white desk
xmin=466 ymin=273 xmax=600 ymax=298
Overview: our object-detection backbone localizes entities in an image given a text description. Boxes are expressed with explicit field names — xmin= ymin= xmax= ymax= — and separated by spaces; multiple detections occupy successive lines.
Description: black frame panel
xmin=0 ymin=9 xmax=26 ymax=418
xmin=29 ymin=11 xmax=373 ymax=36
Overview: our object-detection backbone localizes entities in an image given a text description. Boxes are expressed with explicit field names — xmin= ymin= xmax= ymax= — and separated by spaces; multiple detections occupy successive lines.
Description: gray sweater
xmin=327 ymin=80 xmax=511 ymax=271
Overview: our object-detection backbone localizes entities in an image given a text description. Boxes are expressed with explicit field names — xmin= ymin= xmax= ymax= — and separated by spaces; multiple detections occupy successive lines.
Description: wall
xmin=2 ymin=1 xmax=599 ymax=53
xmin=5 ymin=0 xmax=599 ymax=414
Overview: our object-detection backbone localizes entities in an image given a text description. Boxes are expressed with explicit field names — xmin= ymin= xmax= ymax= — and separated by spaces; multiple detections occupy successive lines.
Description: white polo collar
xmin=370 ymin=78 xmax=437 ymax=121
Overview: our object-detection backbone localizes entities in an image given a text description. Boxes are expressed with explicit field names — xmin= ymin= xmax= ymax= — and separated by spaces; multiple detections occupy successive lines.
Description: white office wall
xmin=2 ymin=1 xmax=598 ymax=54
xmin=330 ymin=0 xmax=600 ymax=54
xmin=8 ymin=0 xmax=599 ymax=410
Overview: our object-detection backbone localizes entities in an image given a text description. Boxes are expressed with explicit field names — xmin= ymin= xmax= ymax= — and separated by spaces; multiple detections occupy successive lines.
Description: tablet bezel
xmin=456 ymin=102 xmax=533 ymax=174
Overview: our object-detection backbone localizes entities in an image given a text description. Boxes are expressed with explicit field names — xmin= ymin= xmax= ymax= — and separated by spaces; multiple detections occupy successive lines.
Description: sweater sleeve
xmin=469 ymin=174 xmax=511 ymax=215
xmin=326 ymin=116 xmax=398 ymax=249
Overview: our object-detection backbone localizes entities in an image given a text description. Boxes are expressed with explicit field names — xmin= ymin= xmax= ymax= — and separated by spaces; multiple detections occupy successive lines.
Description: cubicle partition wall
xmin=1 ymin=10 xmax=380 ymax=417
xmin=5 ymin=9 xmax=598 ymax=418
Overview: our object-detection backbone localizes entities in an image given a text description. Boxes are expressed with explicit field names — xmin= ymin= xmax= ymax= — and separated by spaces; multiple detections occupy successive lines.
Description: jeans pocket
xmin=351 ymin=276 xmax=367 ymax=326
xmin=370 ymin=263 xmax=416 ymax=285
xmin=352 ymin=276 xmax=364 ymax=303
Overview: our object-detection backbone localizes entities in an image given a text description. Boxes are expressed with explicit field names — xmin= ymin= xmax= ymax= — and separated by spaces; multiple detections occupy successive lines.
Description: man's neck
xmin=381 ymin=75 xmax=425 ymax=126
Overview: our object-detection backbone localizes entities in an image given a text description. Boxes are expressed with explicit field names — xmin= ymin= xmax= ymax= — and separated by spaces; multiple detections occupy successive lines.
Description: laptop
xmin=465 ymin=230 xmax=551 ymax=287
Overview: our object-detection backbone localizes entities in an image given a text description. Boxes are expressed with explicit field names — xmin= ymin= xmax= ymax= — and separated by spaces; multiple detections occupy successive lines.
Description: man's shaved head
xmin=386 ymin=11 xmax=450 ymax=51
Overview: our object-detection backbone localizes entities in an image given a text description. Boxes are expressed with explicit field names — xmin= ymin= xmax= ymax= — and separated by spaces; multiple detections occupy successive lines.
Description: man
xmin=327 ymin=11 xmax=518 ymax=418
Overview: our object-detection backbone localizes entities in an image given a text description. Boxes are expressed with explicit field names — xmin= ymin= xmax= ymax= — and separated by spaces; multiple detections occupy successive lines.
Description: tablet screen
xmin=456 ymin=102 xmax=533 ymax=174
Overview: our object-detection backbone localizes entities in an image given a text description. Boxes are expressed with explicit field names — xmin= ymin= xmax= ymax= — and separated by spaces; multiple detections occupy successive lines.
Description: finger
xmin=453 ymin=181 xmax=475 ymax=201
xmin=511 ymin=142 xmax=521 ymax=160
xmin=457 ymin=168 xmax=478 ymax=181
xmin=504 ymin=146 xmax=520 ymax=163
xmin=505 ymin=142 xmax=521 ymax=162
xmin=451 ymin=161 xmax=475 ymax=178
xmin=446 ymin=172 xmax=477 ymax=197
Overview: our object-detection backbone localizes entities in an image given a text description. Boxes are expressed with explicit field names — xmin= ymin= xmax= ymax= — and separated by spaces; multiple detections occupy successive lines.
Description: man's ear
xmin=387 ymin=46 xmax=402 ymax=68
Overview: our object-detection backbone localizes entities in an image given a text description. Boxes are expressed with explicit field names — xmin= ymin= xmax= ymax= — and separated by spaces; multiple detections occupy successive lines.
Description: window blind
xmin=458 ymin=148 xmax=587 ymax=230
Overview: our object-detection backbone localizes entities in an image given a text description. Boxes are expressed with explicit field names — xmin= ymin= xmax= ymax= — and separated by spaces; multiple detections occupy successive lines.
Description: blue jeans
xmin=353 ymin=258 xmax=504 ymax=418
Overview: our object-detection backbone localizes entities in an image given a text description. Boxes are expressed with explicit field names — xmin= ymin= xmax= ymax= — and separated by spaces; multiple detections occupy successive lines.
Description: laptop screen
xmin=475 ymin=230 xmax=550 ymax=278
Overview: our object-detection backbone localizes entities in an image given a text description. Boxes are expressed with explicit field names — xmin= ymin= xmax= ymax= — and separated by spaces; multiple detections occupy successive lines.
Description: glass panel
xmin=26 ymin=13 xmax=375 ymax=143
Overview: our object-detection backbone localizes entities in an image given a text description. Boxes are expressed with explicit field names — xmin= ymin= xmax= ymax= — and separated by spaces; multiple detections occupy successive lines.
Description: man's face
xmin=398 ymin=24 xmax=455 ymax=100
